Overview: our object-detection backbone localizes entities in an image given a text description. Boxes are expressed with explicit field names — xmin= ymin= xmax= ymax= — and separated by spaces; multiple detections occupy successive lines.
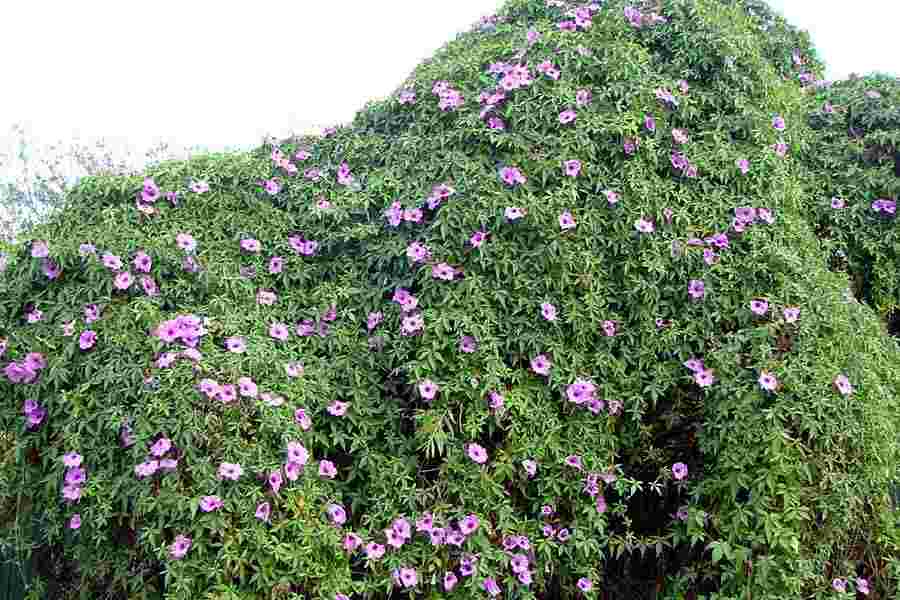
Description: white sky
xmin=0 ymin=0 xmax=898 ymax=160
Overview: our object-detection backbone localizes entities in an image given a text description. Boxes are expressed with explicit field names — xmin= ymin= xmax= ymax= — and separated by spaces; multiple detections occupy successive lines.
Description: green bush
xmin=799 ymin=73 xmax=900 ymax=318
xmin=2 ymin=1 xmax=899 ymax=599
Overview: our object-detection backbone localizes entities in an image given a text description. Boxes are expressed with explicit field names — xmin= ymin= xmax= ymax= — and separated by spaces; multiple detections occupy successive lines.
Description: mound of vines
xmin=799 ymin=73 xmax=900 ymax=320
xmin=2 ymin=1 xmax=899 ymax=599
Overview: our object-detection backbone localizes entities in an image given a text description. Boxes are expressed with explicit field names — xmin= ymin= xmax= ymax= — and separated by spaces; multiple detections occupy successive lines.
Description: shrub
xmin=2 ymin=1 xmax=899 ymax=599
xmin=799 ymin=74 xmax=900 ymax=318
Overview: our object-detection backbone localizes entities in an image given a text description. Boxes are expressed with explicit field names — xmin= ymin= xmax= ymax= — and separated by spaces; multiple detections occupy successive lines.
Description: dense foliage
xmin=2 ymin=1 xmax=899 ymax=599
xmin=799 ymin=73 xmax=900 ymax=320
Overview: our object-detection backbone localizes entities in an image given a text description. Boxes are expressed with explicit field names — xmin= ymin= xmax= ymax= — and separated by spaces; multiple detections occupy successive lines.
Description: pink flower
xmin=758 ymin=371 xmax=778 ymax=392
xmin=365 ymin=542 xmax=385 ymax=560
xmin=69 ymin=513 xmax=82 ymax=530
xmin=563 ymin=159 xmax=582 ymax=177
xmin=269 ymin=322 xmax=289 ymax=340
xmin=672 ymin=462 xmax=688 ymax=480
xmin=255 ymin=502 xmax=271 ymax=522
xmin=319 ymin=460 xmax=337 ymax=479
xmin=199 ymin=495 xmax=223 ymax=512
xmin=783 ymin=306 xmax=800 ymax=323
xmin=505 ymin=206 xmax=526 ymax=221
xmin=635 ymin=218 xmax=655 ymax=233
xmin=78 ymin=330 xmax=97 ymax=350
xmin=602 ymin=320 xmax=616 ymax=337
xmin=500 ymin=166 xmax=527 ymax=186
xmin=62 ymin=452 xmax=83 ymax=468
xmin=558 ymin=110 xmax=577 ymax=124
xmin=285 ymin=362 xmax=304 ymax=378
xmin=750 ymin=299 xmax=769 ymax=315
xmin=688 ymin=279 xmax=706 ymax=300
xmin=736 ymin=158 xmax=750 ymax=174
xmin=286 ymin=441 xmax=309 ymax=466
xmin=327 ymin=400 xmax=349 ymax=416
xmin=576 ymin=89 xmax=592 ymax=105
xmin=558 ymin=210 xmax=576 ymax=230
xmin=541 ymin=302 xmax=558 ymax=321
xmin=169 ymin=535 xmax=192 ymax=559
xmin=218 ymin=462 xmax=243 ymax=481
xmin=694 ymin=369 xmax=715 ymax=387
xmin=418 ymin=379 xmax=439 ymax=401
xmin=467 ymin=443 xmax=488 ymax=464
xmin=531 ymin=353 xmax=552 ymax=376
xmin=470 ymin=230 xmax=488 ymax=248
xmin=833 ymin=374 xmax=853 ymax=396
xmin=114 ymin=271 xmax=133 ymax=290
xmin=431 ymin=262 xmax=456 ymax=280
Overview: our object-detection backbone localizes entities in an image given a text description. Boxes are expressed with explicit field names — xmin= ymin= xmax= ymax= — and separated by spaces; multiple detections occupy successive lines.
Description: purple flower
xmin=327 ymin=400 xmax=349 ymax=416
xmin=541 ymin=302 xmax=558 ymax=321
xmin=224 ymin=336 xmax=247 ymax=353
xmin=62 ymin=452 xmax=83 ymax=468
xmin=444 ymin=572 xmax=458 ymax=591
xmin=327 ymin=503 xmax=347 ymax=526
xmin=566 ymin=379 xmax=596 ymax=405
xmin=750 ymin=299 xmax=769 ymax=315
xmin=576 ymin=89 xmax=592 ymax=106
xmin=500 ymin=166 xmax=527 ymax=186
xmin=78 ymin=330 xmax=97 ymax=350
xmin=133 ymin=251 xmax=152 ymax=273
xmin=397 ymin=567 xmax=418 ymax=589
xmin=634 ymin=218 xmax=655 ymax=233
xmin=564 ymin=159 xmax=582 ymax=177
xmin=645 ymin=114 xmax=656 ymax=132
xmin=458 ymin=514 xmax=480 ymax=535
xmin=467 ymin=443 xmax=488 ymax=464
xmin=688 ymin=279 xmax=706 ymax=300
xmin=114 ymin=271 xmax=134 ymax=290
xmin=199 ymin=495 xmax=223 ymax=512
xmin=672 ymin=128 xmax=689 ymax=144
xmin=602 ymin=320 xmax=616 ymax=337
xmin=31 ymin=240 xmax=49 ymax=258
xmin=783 ymin=306 xmax=800 ymax=323
xmin=832 ymin=579 xmax=846 ymax=593
xmin=256 ymin=502 xmax=271 ymax=522
xmin=772 ymin=115 xmax=786 ymax=131
xmin=431 ymin=262 xmax=456 ymax=281
xmin=285 ymin=362 xmax=304 ymax=378
xmin=269 ymin=322 xmax=289 ymax=341
xmin=176 ymin=233 xmax=197 ymax=253
xmin=483 ymin=578 xmax=501 ymax=597
xmin=559 ymin=110 xmax=577 ymax=124
xmin=69 ymin=514 xmax=82 ymax=530
xmin=418 ymin=379 xmax=439 ymax=401
xmin=469 ymin=230 xmax=488 ymax=248
xmin=286 ymin=441 xmax=309 ymax=466
xmin=577 ymin=578 xmax=593 ymax=592
xmin=319 ymin=460 xmax=337 ymax=479
xmin=856 ymin=578 xmax=870 ymax=596
xmin=169 ymin=535 xmax=192 ymax=560
xmin=523 ymin=459 xmax=537 ymax=478
xmin=459 ymin=336 xmax=478 ymax=353
xmin=218 ymin=462 xmax=243 ymax=481
xmin=833 ymin=374 xmax=853 ymax=396
xmin=758 ymin=371 xmax=778 ymax=392
xmin=365 ymin=542 xmax=385 ymax=560
xmin=150 ymin=438 xmax=172 ymax=457
xmin=531 ymin=354 xmax=551 ymax=376
xmin=672 ymin=462 xmax=688 ymax=480
xmin=736 ymin=158 xmax=750 ymax=174
xmin=505 ymin=206 xmax=526 ymax=221
xmin=559 ymin=210 xmax=577 ymax=230
xmin=694 ymin=369 xmax=715 ymax=387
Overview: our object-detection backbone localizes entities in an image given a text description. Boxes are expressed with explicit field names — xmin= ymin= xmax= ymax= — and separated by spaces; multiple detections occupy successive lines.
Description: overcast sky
xmin=0 ymin=0 xmax=898 ymax=159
